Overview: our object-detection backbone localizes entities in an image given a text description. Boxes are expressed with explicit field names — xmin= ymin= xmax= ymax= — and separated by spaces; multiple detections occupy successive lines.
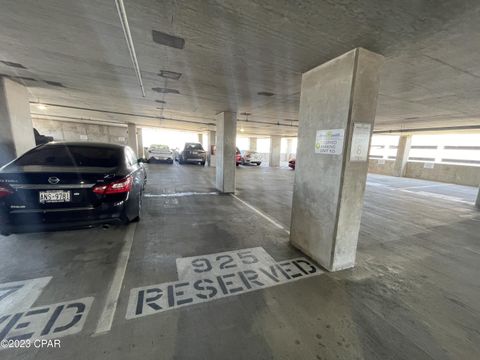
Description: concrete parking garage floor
xmin=1 ymin=164 xmax=479 ymax=359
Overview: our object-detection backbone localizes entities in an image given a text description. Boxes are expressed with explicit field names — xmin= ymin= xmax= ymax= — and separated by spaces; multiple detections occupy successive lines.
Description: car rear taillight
xmin=0 ymin=184 xmax=14 ymax=198
xmin=92 ymin=176 xmax=133 ymax=195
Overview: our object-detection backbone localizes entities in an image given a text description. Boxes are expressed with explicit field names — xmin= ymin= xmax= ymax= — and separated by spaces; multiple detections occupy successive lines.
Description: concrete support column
xmin=290 ymin=48 xmax=384 ymax=272
xmin=137 ymin=128 xmax=144 ymax=159
xmin=198 ymin=133 xmax=204 ymax=146
xmin=0 ymin=77 xmax=35 ymax=166
xmin=393 ymin=135 xmax=412 ymax=177
xmin=215 ymin=112 xmax=236 ymax=193
xmin=208 ymin=130 xmax=216 ymax=167
xmin=127 ymin=123 xmax=138 ymax=156
xmin=249 ymin=137 xmax=257 ymax=151
xmin=269 ymin=136 xmax=281 ymax=167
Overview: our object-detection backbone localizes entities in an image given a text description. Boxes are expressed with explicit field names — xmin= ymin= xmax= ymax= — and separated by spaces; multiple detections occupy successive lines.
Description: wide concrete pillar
xmin=393 ymin=135 xmax=412 ymax=177
xmin=137 ymin=128 xmax=144 ymax=159
xmin=127 ymin=123 xmax=138 ymax=156
xmin=249 ymin=137 xmax=257 ymax=151
xmin=0 ymin=77 xmax=35 ymax=166
xmin=215 ymin=112 xmax=236 ymax=193
xmin=198 ymin=133 xmax=204 ymax=146
xmin=290 ymin=48 xmax=384 ymax=272
xmin=269 ymin=136 xmax=281 ymax=167
xmin=208 ymin=130 xmax=216 ymax=167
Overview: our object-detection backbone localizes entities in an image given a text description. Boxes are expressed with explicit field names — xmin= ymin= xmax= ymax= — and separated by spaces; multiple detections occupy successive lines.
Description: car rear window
xmin=14 ymin=145 xmax=122 ymax=168
xmin=186 ymin=143 xmax=203 ymax=150
xmin=150 ymin=145 xmax=169 ymax=150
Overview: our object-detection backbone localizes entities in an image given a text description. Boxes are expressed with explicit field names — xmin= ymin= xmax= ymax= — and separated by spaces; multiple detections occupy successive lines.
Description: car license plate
xmin=192 ymin=151 xmax=198 ymax=154
xmin=39 ymin=190 xmax=71 ymax=203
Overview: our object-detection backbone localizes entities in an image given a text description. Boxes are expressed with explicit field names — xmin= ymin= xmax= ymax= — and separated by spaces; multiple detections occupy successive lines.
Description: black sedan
xmin=176 ymin=142 xmax=206 ymax=165
xmin=0 ymin=142 xmax=146 ymax=235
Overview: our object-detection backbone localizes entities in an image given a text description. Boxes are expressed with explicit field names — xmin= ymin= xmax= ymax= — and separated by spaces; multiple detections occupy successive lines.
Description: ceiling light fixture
xmin=152 ymin=30 xmax=185 ymax=50
xmin=37 ymin=103 xmax=47 ymax=110
xmin=240 ymin=127 xmax=245 ymax=132
xmin=158 ymin=70 xmax=182 ymax=80
xmin=257 ymin=91 xmax=275 ymax=97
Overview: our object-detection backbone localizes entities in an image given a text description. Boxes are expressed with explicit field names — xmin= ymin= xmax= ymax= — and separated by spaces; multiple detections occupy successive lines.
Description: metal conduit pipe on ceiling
xmin=115 ymin=0 xmax=146 ymax=97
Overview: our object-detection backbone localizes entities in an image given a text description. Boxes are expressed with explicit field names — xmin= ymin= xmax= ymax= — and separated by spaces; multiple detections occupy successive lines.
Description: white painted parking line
xmin=397 ymin=189 xmax=474 ymax=205
xmin=93 ymin=223 xmax=137 ymax=335
xmin=231 ymin=194 xmax=290 ymax=234
xmin=398 ymin=184 xmax=447 ymax=190
xmin=144 ymin=192 xmax=219 ymax=198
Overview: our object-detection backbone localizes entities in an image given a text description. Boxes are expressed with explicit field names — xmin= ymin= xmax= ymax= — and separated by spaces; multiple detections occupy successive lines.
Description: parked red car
xmin=288 ymin=158 xmax=296 ymax=169
xmin=236 ymin=147 xmax=242 ymax=166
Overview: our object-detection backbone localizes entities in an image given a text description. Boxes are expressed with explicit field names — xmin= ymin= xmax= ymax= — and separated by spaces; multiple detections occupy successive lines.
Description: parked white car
xmin=147 ymin=144 xmax=173 ymax=164
xmin=240 ymin=150 xmax=262 ymax=166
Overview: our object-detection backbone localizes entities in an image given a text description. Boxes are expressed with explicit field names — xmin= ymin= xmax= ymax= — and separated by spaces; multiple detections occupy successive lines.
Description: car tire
xmin=200 ymin=161 xmax=205 ymax=166
xmin=169 ymin=159 xmax=173 ymax=164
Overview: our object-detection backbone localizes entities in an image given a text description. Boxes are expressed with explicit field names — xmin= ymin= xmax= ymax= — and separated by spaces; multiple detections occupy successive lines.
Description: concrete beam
xmin=215 ymin=112 xmax=236 ymax=193
xmin=127 ymin=123 xmax=138 ymax=156
xmin=0 ymin=77 xmax=35 ymax=166
xmin=290 ymin=48 xmax=384 ymax=271
xmin=269 ymin=136 xmax=281 ymax=167
xmin=393 ymin=135 xmax=412 ymax=177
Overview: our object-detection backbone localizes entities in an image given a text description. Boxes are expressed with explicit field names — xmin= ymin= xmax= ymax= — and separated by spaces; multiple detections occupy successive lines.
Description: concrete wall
xmin=368 ymin=159 xmax=396 ymax=176
xmin=368 ymin=159 xmax=480 ymax=186
xmin=32 ymin=118 xmax=128 ymax=145
xmin=405 ymin=162 xmax=480 ymax=187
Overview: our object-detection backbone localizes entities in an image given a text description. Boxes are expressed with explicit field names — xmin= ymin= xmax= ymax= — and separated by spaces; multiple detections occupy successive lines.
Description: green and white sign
xmin=315 ymin=129 xmax=345 ymax=155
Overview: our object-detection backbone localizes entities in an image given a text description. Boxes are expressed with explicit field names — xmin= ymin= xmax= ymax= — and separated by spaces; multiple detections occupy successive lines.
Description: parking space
xmin=1 ymin=164 xmax=479 ymax=359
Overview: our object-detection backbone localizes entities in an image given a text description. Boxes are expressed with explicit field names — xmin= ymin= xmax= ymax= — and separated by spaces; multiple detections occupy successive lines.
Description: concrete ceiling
xmin=1 ymin=0 xmax=480 ymax=136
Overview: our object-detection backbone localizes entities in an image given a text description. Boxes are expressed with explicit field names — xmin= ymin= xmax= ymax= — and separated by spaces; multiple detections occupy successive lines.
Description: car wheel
xmin=200 ymin=161 xmax=206 ymax=166
xmin=169 ymin=159 xmax=173 ymax=164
